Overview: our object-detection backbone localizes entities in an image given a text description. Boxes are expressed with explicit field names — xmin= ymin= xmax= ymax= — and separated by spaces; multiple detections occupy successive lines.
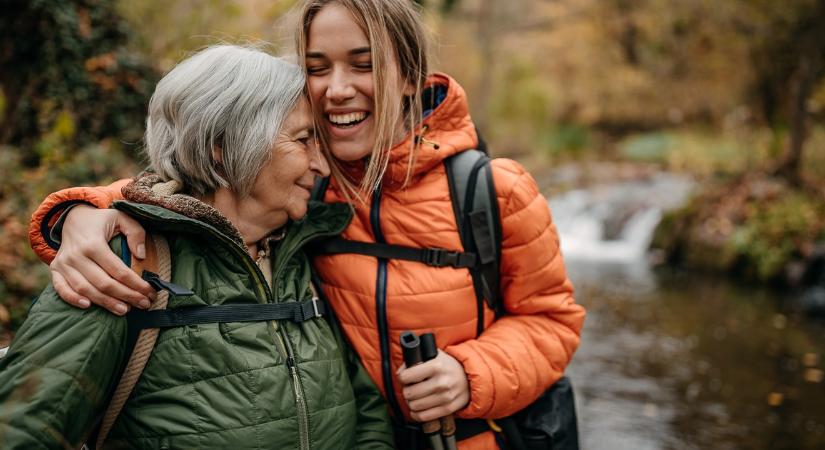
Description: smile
xmin=327 ymin=112 xmax=369 ymax=128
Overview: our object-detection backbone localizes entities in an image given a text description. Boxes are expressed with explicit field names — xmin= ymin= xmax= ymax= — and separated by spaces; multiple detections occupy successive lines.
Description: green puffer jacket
xmin=0 ymin=179 xmax=393 ymax=450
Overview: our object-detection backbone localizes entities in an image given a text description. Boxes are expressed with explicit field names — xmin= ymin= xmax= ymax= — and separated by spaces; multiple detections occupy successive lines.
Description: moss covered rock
xmin=652 ymin=173 xmax=825 ymax=284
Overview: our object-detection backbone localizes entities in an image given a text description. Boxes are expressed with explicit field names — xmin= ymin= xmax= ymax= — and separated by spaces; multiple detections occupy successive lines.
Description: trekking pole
xmin=420 ymin=333 xmax=458 ymax=450
xmin=401 ymin=331 xmax=444 ymax=450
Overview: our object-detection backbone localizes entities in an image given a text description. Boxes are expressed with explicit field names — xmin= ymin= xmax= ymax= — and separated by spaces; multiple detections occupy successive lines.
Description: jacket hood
xmin=339 ymin=73 xmax=478 ymax=190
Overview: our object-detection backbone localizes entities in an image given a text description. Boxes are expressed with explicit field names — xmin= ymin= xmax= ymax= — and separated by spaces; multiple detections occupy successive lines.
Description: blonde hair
xmin=296 ymin=0 xmax=430 ymax=202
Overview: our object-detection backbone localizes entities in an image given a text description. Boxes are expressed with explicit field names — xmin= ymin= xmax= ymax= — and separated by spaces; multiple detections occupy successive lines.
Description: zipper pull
xmin=414 ymin=135 xmax=440 ymax=150
xmin=414 ymin=125 xmax=440 ymax=150
xmin=142 ymin=270 xmax=195 ymax=296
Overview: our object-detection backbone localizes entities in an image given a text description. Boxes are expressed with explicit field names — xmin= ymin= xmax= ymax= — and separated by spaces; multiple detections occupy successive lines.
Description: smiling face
xmin=248 ymin=98 xmax=329 ymax=223
xmin=298 ymin=0 xmax=430 ymax=199
xmin=305 ymin=3 xmax=393 ymax=162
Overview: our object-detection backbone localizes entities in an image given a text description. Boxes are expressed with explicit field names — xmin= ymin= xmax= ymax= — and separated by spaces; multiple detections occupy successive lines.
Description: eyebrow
xmin=349 ymin=47 xmax=371 ymax=56
xmin=305 ymin=47 xmax=371 ymax=59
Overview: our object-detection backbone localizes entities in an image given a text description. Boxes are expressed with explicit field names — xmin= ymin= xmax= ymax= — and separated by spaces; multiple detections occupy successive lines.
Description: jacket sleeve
xmin=29 ymin=179 xmax=131 ymax=264
xmin=331 ymin=315 xmax=394 ymax=449
xmin=444 ymin=158 xmax=586 ymax=419
xmin=0 ymin=281 xmax=128 ymax=448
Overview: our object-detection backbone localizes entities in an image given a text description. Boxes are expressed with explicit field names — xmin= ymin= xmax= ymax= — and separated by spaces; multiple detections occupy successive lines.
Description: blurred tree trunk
xmin=746 ymin=0 xmax=825 ymax=185
xmin=775 ymin=55 xmax=819 ymax=184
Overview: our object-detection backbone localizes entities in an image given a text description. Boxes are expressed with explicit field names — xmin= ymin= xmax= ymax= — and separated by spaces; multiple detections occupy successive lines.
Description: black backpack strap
xmin=474 ymin=127 xmax=489 ymax=155
xmin=310 ymin=237 xmax=477 ymax=268
xmin=127 ymin=298 xmax=327 ymax=330
xmin=445 ymin=149 xmax=503 ymax=337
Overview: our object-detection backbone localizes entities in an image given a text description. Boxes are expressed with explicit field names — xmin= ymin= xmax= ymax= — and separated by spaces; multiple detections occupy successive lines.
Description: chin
xmin=330 ymin=142 xmax=373 ymax=162
xmin=288 ymin=206 xmax=309 ymax=222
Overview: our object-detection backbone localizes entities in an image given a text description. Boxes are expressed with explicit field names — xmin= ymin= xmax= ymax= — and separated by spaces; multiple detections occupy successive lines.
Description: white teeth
xmin=328 ymin=112 xmax=367 ymax=125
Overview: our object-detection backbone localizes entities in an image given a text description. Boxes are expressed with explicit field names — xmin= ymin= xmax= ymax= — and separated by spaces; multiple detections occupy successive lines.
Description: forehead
xmin=307 ymin=3 xmax=369 ymax=52
xmin=283 ymin=99 xmax=312 ymax=130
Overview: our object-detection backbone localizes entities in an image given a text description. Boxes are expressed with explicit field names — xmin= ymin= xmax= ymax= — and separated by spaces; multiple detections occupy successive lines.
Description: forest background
xmin=1 ymin=0 xmax=824 ymax=343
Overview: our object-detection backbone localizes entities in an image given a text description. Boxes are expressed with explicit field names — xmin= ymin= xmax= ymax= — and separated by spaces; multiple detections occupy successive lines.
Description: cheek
xmin=356 ymin=73 xmax=376 ymax=100
xmin=307 ymin=77 xmax=325 ymax=103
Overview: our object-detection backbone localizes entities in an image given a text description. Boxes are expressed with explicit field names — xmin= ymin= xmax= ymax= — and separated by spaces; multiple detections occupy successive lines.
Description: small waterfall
xmin=549 ymin=172 xmax=694 ymax=264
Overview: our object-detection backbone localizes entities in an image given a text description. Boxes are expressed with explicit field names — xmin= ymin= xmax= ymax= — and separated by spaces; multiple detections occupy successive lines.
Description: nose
xmin=326 ymin=67 xmax=356 ymax=103
xmin=309 ymin=139 xmax=330 ymax=178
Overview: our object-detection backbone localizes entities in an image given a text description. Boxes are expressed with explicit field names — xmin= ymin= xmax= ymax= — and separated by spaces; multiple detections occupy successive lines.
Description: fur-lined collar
xmin=121 ymin=173 xmax=246 ymax=248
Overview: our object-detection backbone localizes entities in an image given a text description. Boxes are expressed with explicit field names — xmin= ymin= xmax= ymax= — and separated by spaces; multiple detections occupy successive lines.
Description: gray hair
xmin=145 ymin=45 xmax=305 ymax=197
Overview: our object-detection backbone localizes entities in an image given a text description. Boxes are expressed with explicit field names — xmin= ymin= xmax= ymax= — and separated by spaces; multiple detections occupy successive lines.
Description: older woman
xmin=0 ymin=45 xmax=392 ymax=449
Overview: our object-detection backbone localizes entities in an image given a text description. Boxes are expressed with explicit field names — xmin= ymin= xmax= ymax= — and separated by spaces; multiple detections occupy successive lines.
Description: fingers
xmin=116 ymin=213 xmax=147 ymax=260
xmin=56 ymin=206 xmax=155 ymax=307
xmin=397 ymin=359 xmax=437 ymax=385
xmin=51 ymin=270 xmax=91 ymax=309
xmin=403 ymin=376 xmax=450 ymax=404
xmin=404 ymin=376 xmax=468 ymax=422
xmin=91 ymin=245 xmax=155 ymax=304
xmin=57 ymin=252 xmax=142 ymax=315
xmin=410 ymin=401 xmax=465 ymax=423
xmin=59 ymin=264 xmax=131 ymax=315
xmin=398 ymin=349 xmax=470 ymax=422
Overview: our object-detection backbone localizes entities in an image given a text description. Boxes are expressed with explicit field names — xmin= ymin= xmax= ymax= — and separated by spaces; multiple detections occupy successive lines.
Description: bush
xmin=653 ymin=174 xmax=825 ymax=283
xmin=732 ymin=193 xmax=825 ymax=280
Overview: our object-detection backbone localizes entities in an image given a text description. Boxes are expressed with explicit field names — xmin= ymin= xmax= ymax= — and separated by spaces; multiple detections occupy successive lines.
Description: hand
xmin=396 ymin=350 xmax=470 ymax=423
xmin=50 ymin=205 xmax=156 ymax=315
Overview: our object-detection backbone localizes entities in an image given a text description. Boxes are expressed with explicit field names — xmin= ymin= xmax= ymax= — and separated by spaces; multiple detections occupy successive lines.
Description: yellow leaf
xmin=804 ymin=369 xmax=824 ymax=383
xmin=53 ymin=111 xmax=76 ymax=140
xmin=767 ymin=392 xmax=784 ymax=407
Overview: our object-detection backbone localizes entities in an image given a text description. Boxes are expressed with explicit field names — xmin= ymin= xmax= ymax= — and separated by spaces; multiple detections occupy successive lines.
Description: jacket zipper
xmin=270 ymin=223 xmax=352 ymax=450
xmin=118 ymin=206 xmax=311 ymax=450
xmin=370 ymin=188 xmax=406 ymax=422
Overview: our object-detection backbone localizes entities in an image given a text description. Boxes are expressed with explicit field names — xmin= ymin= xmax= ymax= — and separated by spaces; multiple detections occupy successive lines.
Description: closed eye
xmin=297 ymin=129 xmax=317 ymax=146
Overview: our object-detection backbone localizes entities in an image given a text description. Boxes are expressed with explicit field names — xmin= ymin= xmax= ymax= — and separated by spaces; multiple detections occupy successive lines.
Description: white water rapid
xmin=549 ymin=172 xmax=695 ymax=264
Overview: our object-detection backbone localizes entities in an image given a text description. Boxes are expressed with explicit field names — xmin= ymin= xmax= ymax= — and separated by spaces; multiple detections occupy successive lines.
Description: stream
xmin=543 ymin=167 xmax=825 ymax=449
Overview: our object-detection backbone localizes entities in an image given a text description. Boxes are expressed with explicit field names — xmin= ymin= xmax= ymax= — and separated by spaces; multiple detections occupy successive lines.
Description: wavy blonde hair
xmin=296 ymin=0 xmax=430 ymax=202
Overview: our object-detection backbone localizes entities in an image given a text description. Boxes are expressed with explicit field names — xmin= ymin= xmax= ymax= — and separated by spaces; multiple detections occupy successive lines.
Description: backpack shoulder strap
xmin=444 ymin=149 xmax=503 ymax=336
xmin=95 ymin=233 xmax=170 ymax=449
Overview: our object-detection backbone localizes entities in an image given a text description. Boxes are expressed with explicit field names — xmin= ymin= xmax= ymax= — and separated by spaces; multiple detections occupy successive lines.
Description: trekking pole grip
xmin=420 ymin=333 xmax=458 ymax=450
xmin=400 ymin=331 xmax=444 ymax=450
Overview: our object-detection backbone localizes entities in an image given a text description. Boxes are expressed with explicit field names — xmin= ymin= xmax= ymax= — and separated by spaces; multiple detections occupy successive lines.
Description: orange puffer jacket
xmin=28 ymin=73 xmax=585 ymax=450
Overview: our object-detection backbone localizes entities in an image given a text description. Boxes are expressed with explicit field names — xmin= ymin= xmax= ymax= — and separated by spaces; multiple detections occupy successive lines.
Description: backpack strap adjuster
xmin=311 ymin=296 xmax=322 ymax=318
xmin=426 ymin=248 xmax=460 ymax=267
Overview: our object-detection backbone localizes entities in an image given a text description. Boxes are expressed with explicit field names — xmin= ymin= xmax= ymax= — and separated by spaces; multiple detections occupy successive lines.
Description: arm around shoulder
xmin=444 ymin=158 xmax=585 ymax=419
xmin=29 ymin=179 xmax=131 ymax=264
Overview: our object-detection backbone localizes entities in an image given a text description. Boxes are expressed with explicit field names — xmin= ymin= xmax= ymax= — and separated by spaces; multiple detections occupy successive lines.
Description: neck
xmin=200 ymin=188 xmax=288 ymax=257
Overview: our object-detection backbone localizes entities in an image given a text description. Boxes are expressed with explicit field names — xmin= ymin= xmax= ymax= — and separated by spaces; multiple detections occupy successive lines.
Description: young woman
xmin=27 ymin=1 xmax=586 ymax=448
xmin=3 ymin=45 xmax=392 ymax=449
